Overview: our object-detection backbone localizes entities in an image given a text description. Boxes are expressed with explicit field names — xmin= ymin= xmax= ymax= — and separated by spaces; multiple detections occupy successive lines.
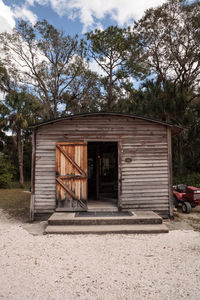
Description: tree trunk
xmin=108 ymin=70 xmax=113 ymax=109
xmin=53 ymin=97 xmax=57 ymax=118
xmin=108 ymin=54 xmax=113 ymax=109
xmin=17 ymin=129 xmax=24 ymax=185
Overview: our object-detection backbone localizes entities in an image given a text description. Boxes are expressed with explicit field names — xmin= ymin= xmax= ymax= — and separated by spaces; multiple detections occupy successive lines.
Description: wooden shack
xmin=30 ymin=112 xmax=181 ymax=220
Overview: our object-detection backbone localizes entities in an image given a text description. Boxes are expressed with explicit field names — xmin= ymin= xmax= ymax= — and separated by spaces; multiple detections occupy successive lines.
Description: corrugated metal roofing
xmin=29 ymin=112 xmax=183 ymax=134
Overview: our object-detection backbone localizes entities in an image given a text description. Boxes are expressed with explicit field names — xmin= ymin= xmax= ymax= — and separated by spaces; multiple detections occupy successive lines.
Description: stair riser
xmin=48 ymin=219 xmax=162 ymax=226
xmin=56 ymin=208 xmax=119 ymax=212
xmin=45 ymin=229 xmax=168 ymax=234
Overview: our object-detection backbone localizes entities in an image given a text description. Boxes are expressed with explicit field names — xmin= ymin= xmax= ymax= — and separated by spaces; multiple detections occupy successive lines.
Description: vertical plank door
xmin=56 ymin=142 xmax=87 ymax=211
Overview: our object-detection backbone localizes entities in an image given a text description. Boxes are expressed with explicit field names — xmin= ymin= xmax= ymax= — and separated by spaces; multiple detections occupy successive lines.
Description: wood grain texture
xmin=167 ymin=128 xmax=173 ymax=217
xmin=30 ymin=129 xmax=36 ymax=220
xmin=56 ymin=142 xmax=87 ymax=210
xmin=33 ymin=115 xmax=170 ymax=216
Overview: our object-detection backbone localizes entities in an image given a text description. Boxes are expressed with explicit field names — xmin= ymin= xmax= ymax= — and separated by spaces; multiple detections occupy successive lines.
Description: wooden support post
xmin=168 ymin=128 xmax=173 ymax=217
xmin=118 ymin=141 xmax=122 ymax=209
xmin=30 ymin=128 xmax=36 ymax=221
xmin=96 ymin=144 xmax=100 ymax=200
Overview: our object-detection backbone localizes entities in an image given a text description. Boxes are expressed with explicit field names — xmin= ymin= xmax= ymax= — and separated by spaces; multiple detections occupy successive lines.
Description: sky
xmin=0 ymin=0 xmax=170 ymax=85
xmin=0 ymin=0 xmax=168 ymax=35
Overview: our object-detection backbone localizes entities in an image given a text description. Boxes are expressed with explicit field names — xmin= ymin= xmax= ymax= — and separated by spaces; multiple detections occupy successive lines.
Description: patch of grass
xmin=10 ymin=181 xmax=31 ymax=190
xmin=0 ymin=188 xmax=30 ymax=222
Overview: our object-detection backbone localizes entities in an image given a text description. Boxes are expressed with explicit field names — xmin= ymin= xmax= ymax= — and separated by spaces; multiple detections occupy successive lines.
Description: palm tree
xmin=1 ymin=91 xmax=40 ymax=185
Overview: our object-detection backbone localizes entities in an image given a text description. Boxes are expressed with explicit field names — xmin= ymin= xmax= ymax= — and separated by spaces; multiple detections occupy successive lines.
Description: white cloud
xmin=23 ymin=0 xmax=168 ymax=32
xmin=25 ymin=0 xmax=49 ymax=7
xmin=0 ymin=0 xmax=38 ymax=33
xmin=1 ymin=0 xmax=168 ymax=33
xmin=55 ymin=0 xmax=168 ymax=32
xmin=13 ymin=5 xmax=38 ymax=25
xmin=0 ymin=0 xmax=15 ymax=32
xmin=89 ymin=59 xmax=106 ymax=76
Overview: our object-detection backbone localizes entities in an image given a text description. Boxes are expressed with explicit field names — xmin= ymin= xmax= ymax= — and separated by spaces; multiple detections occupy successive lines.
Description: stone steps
xmin=44 ymin=210 xmax=169 ymax=234
xmin=45 ymin=223 xmax=169 ymax=234
xmin=48 ymin=211 xmax=162 ymax=226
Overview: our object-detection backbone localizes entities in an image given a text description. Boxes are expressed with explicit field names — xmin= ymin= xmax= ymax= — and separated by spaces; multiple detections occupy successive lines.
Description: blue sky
xmin=0 ymin=0 xmax=169 ymax=91
xmin=1 ymin=0 xmax=168 ymax=36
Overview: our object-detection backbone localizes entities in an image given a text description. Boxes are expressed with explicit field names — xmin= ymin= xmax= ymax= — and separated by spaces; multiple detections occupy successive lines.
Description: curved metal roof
xmin=29 ymin=112 xmax=183 ymax=134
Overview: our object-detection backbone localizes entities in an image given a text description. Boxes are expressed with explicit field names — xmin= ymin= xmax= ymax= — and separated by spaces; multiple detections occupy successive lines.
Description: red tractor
xmin=173 ymin=184 xmax=200 ymax=213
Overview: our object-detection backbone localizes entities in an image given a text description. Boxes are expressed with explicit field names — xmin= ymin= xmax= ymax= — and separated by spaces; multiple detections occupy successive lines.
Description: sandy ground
xmin=0 ymin=210 xmax=200 ymax=300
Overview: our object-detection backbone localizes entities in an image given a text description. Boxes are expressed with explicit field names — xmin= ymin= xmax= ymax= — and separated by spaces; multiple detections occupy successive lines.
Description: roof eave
xmin=29 ymin=112 xmax=184 ymax=133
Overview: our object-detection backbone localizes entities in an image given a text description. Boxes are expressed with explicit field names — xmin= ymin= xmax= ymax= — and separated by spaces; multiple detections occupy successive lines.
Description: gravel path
xmin=0 ymin=209 xmax=200 ymax=300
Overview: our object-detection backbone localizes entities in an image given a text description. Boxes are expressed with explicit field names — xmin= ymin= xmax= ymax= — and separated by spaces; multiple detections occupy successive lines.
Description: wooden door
xmin=56 ymin=142 xmax=87 ymax=211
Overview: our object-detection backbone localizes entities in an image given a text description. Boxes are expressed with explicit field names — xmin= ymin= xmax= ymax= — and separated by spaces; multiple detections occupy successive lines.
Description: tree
xmin=131 ymin=0 xmax=200 ymax=175
xmin=0 ymin=63 xmax=12 ymax=93
xmin=0 ymin=20 xmax=88 ymax=119
xmin=61 ymin=68 xmax=101 ymax=114
xmin=183 ymin=99 xmax=200 ymax=174
xmin=115 ymin=76 xmax=200 ymax=175
xmin=0 ymin=155 xmax=13 ymax=188
xmin=1 ymin=135 xmax=18 ymax=181
xmin=133 ymin=0 xmax=200 ymax=99
xmin=0 ymin=91 xmax=41 ymax=185
xmin=86 ymin=26 xmax=147 ymax=109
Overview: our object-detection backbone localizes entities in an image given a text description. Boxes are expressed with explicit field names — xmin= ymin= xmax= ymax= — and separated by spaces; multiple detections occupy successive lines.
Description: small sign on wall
xmin=125 ymin=157 xmax=132 ymax=163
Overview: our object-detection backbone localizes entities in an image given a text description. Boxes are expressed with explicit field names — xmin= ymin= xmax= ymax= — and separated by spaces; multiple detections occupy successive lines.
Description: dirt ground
xmin=169 ymin=205 xmax=200 ymax=232
xmin=0 ymin=209 xmax=200 ymax=300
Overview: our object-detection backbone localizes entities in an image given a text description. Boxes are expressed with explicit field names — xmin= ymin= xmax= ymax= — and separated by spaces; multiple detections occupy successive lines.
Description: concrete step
xmin=44 ymin=223 xmax=169 ymax=234
xmin=88 ymin=207 xmax=118 ymax=212
xmin=56 ymin=207 xmax=118 ymax=212
xmin=87 ymin=201 xmax=118 ymax=212
xmin=48 ymin=211 xmax=163 ymax=226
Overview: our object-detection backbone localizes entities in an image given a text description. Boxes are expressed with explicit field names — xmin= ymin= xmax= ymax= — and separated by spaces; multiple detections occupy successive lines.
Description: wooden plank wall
xmin=33 ymin=115 xmax=170 ymax=216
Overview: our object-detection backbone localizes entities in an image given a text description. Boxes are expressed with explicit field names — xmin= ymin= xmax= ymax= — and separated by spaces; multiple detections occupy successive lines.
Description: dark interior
xmin=87 ymin=142 xmax=118 ymax=201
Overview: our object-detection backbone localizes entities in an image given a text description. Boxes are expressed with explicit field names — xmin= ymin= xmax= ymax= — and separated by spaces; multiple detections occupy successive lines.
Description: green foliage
xmin=0 ymin=155 xmax=13 ymax=188
xmin=0 ymin=1 xmax=200 ymax=182
xmin=10 ymin=181 xmax=30 ymax=189
xmin=0 ymin=63 xmax=11 ymax=92
xmin=3 ymin=91 xmax=41 ymax=131
xmin=133 ymin=0 xmax=200 ymax=94
xmin=1 ymin=136 xmax=18 ymax=180
xmin=86 ymin=26 xmax=147 ymax=109
xmin=0 ymin=91 xmax=40 ymax=184
xmin=173 ymin=173 xmax=200 ymax=188
xmin=61 ymin=69 xmax=101 ymax=114
xmin=0 ymin=20 xmax=90 ymax=119
xmin=23 ymin=138 xmax=32 ymax=180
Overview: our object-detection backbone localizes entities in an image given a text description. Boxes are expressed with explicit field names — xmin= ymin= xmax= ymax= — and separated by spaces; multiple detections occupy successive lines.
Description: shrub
xmin=0 ymin=155 xmax=13 ymax=188
xmin=173 ymin=173 xmax=200 ymax=188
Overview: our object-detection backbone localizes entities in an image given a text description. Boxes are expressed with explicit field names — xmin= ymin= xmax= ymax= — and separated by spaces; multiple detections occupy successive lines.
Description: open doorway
xmin=87 ymin=142 xmax=118 ymax=203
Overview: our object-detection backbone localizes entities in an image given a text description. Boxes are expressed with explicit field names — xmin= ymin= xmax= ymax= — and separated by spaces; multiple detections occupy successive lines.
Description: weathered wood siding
xmin=33 ymin=115 xmax=170 ymax=216
xmin=56 ymin=142 xmax=87 ymax=210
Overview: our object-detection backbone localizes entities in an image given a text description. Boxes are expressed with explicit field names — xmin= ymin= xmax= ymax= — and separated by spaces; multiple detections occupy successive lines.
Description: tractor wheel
xmin=173 ymin=195 xmax=178 ymax=208
xmin=182 ymin=202 xmax=192 ymax=214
